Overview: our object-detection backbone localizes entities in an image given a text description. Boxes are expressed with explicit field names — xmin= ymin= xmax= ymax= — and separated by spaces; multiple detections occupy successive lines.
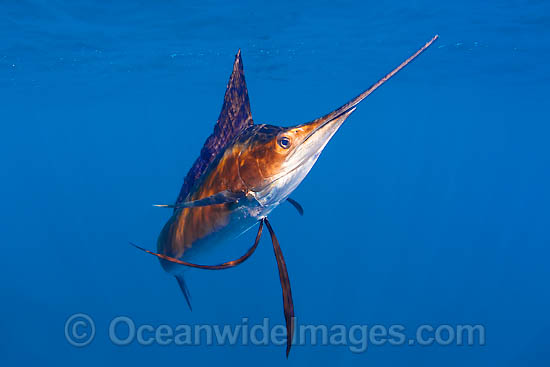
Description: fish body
xmin=156 ymin=143 xmax=266 ymax=271
xmin=157 ymin=111 xmax=352 ymax=269
xmin=136 ymin=35 xmax=439 ymax=357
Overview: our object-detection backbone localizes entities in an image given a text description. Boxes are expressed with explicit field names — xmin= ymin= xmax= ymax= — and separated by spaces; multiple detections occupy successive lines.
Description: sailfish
xmin=132 ymin=35 xmax=438 ymax=357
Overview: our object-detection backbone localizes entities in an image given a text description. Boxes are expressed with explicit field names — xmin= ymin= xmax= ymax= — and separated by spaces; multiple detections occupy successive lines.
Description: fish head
xmin=236 ymin=106 xmax=356 ymax=206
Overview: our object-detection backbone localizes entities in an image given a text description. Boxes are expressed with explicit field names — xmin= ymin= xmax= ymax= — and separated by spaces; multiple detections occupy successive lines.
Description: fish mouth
xmin=300 ymin=106 xmax=357 ymax=148
xmin=285 ymin=106 xmax=357 ymax=168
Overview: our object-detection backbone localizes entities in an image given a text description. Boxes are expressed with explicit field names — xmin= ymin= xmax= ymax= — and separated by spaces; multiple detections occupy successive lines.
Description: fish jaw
xmin=252 ymin=108 xmax=354 ymax=207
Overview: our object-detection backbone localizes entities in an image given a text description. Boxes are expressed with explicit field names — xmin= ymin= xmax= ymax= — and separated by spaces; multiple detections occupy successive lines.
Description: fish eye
xmin=278 ymin=136 xmax=291 ymax=149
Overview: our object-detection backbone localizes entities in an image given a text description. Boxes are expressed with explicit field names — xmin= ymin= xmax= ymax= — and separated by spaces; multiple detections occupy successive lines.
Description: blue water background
xmin=1 ymin=0 xmax=549 ymax=365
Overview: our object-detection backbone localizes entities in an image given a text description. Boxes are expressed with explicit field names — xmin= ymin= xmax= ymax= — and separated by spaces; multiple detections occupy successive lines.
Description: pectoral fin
xmin=286 ymin=198 xmax=304 ymax=216
xmin=154 ymin=190 xmax=246 ymax=209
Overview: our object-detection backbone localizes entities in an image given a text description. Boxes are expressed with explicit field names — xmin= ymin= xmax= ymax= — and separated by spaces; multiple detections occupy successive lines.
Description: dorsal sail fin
xmin=175 ymin=50 xmax=254 ymax=205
